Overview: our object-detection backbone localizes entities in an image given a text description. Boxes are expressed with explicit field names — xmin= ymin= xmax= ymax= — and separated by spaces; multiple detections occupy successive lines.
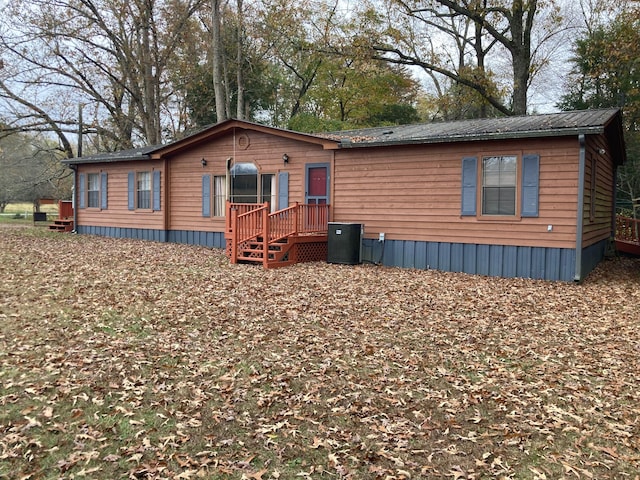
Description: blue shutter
xmin=202 ymin=174 xmax=211 ymax=217
xmin=100 ymin=172 xmax=108 ymax=210
xmin=128 ymin=171 xmax=135 ymax=210
xmin=521 ymin=154 xmax=540 ymax=217
xmin=152 ymin=170 xmax=161 ymax=211
xmin=78 ymin=173 xmax=86 ymax=209
xmin=461 ymin=157 xmax=477 ymax=216
xmin=278 ymin=172 xmax=289 ymax=210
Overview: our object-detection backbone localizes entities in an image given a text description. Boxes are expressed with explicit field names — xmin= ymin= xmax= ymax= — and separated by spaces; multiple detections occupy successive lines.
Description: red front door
xmin=306 ymin=165 xmax=329 ymax=205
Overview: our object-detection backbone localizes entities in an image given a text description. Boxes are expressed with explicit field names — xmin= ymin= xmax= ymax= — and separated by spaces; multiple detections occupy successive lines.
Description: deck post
xmin=293 ymin=202 xmax=299 ymax=235
xmin=262 ymin=203 xmax=269 ymax=268
xmin=225 ymin=200 xmax=231 ymax=234
xmin=230 ymin=207 xmax=238 ymax=264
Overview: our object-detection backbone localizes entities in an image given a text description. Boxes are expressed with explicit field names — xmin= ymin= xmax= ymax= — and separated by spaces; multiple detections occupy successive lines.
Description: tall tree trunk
xmin=140 ymin=1 xmax=161 ymax=144
xmin=474 ymin=20 xmax=488 ymax=118
xmin=212 ymin=0 xmax=227 ymax=122
xmin=509 ymin=0 xmax=533 ymax=116
xmin=236 ymin=0 xmax=245 ymax=119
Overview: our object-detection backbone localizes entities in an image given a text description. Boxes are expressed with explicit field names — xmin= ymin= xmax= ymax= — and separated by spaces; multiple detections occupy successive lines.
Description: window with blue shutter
xmin=521 ymin=154 xmax=540 ymax=217
xmin=461 ymin=157 xmax=477 ymax=216
xmin=127 ymin=171 xmax=135 ymax=210
xmin=152 ymin=170 xmax=161 ymax=211
xmin=278 ymin=172 xmax=289 ymax=210
xmin=100 ymin=172 xmax=108 ymax=210
xmin=202 ymin=174 xmax=211 ymax=217
xmin=78 ymin=173 xmax=86 ymax=209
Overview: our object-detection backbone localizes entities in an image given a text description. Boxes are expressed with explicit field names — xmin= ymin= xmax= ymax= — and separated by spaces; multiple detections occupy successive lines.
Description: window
xmin=213 ymin=175 xmax=226 ymax=217
xmin=137 ymin=171 xmax=151 ymax=209
xmin=128 ymin=170 xmax=158 ymax=211
xmin=482 ymin=156 xmax=517 ymax=216
xmin=87 ymin=173 xmax=100 ymax=208
xmin=204 ymin=164 xmax=277 ymax=217
xmin=461 ymin=154 xmax=539 ymax=218
xmin=79 ymin=172 xmax=107 ymax=210
xmin=230 ymin=163 xmax=258 ymax=204
xmin=261 ymin=174 xmax=276 ymax=212
xmin=229 ymin=163 xmax=275 ymax=209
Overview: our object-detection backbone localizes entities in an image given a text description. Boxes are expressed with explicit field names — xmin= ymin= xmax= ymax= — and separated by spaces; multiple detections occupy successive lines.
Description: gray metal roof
xmin=329 ymin=108 xmax=622 ymax=147
xmin=62 ymin=109 xmax=623 ymax=165
xmin=62 ymin=145 xmax=162 ymax=165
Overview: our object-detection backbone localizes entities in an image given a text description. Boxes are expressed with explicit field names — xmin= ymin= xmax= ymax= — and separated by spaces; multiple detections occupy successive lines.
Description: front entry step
xmin=48 ymin=219 xmax=74 ymax=232
xmin=237 ymin=238 xmax=292 ymax=266
xmin=232 ymin=234 xmax=328 ymax=269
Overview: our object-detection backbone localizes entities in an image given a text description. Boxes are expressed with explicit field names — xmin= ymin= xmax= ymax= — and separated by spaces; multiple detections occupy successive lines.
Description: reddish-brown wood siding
xmin=583 ymin=136 xmax=616 ymax=247
xmin=76 ymin=161 xmax=165 ymax=229
xmin=76 ymin=125 xmax=619 ymax=256
xmin=167 ymin=128 xmax=333 ymax=232
xmin=333 ymin=137 xmax=581 ymax=249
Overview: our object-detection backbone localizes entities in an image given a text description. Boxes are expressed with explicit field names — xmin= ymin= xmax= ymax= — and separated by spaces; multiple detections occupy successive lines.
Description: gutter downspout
xmin=574 ymin=134 xmax=586 ymax=282
xmin=71 ymin=164 xmax=78 ymax=234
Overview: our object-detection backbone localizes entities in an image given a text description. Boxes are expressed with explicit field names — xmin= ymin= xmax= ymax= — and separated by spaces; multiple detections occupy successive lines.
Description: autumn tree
xmin=356 ymin=0 xmax=565 ymax=117
xmin=254 ymin=0 xmax=421 ymax=130
xmin=558 ymin=4 xmax=640 ymax=215
xmin=299 ymin=57 xmax=421 ymax=128
xmin=0 ymin=129 xmax=72 ymax=210
xmin=0 ymin=0 xmax=205 ymax=151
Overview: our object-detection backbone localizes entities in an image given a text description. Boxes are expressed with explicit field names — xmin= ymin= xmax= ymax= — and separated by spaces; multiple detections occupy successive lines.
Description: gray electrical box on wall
xmin=327 ymin=223 xmax=363 ymax=265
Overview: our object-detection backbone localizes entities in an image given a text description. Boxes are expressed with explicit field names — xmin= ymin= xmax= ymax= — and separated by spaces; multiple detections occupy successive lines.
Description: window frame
xmin=261 ymin=174 xmax=276 ymax=212
xmin=87 ymin=172 xmax=100 ymax=209
xmin=461 ymin=151 xmax=539 ymax=221
xmin=481 ymin=154 xmax=518 ymax=217
xmin=136 ymin=171 xmax=151 ymax=210
xmin=213 ymin=175 xmax=226 ymax=217
xmin=229 ymin=162 xmax=276 ymax=210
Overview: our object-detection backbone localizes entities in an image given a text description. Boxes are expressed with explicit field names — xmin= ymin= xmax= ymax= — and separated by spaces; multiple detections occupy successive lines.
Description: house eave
xmin=338 ymin=126 xmax=607 ymax=149
xmin=152 ymin=119 xmax=340 ymax=158
xmin=61 ymin=145 xmax=161 ymax=166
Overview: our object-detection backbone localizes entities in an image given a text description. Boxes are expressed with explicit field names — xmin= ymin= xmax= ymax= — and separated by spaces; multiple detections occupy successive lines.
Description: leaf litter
xmin=0 ymin=226 xmax=639 ymax=479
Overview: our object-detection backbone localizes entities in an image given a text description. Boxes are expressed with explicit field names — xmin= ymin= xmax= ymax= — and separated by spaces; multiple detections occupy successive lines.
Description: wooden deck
xmin=225 ymin=202 xmax=329 ymax=268
xmin=615 ymin=215 xmax=640 ymax=256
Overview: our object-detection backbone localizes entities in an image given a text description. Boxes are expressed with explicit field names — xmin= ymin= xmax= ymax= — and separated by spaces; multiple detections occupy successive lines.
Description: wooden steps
xmin=226 ymin=202 xmax=329 ymax=268
xmin=236 ymin=238 xmax=294 ymax=267
xmin=234 ymin=234 xmax=328 ymax=269
xmin=48 ymin=219 xmax=74 ymax=232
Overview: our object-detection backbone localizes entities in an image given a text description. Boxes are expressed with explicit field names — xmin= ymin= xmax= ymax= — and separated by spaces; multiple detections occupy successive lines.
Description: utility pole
xmin=77 ymin=103 xmax=83 ymax=158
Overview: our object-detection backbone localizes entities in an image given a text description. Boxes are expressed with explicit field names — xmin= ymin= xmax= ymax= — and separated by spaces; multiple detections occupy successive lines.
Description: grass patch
xmin=0 ymin=203 xmax=61 ymax=225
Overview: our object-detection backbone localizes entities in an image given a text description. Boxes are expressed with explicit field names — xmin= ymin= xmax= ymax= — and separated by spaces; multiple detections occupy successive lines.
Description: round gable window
xmin=237 ymin=133 xmax=250 ymax=150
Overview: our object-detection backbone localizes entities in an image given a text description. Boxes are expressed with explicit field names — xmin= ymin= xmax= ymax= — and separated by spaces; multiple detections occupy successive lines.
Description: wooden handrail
xmin=226 ymin=201 xmax=264 ymax=234
xmin=616 ymin=215 xmax=640 ymax=244
xmin=297 ymin=204 xmax=329 ymax=233
xmin=235 ymin=202 xmax=269 ymax=244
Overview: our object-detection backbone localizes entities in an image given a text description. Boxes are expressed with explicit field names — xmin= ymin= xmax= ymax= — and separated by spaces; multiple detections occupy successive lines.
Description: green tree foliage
xmin=306 ymin=58 xmax=421 ymax=127
xmin=421 ymin=66 xmax=506 ymax=121
xmin=257 ymin=0 xmax=421 ymax=129
xmin=558 ymin=8 xmax=640 ymax=214
xmin=173 ymin=1 xmax=275 ymax=129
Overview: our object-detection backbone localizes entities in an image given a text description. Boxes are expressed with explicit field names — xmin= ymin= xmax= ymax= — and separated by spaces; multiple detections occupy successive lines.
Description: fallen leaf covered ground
xmin=1 ymin=225 xmax=639 ymax=479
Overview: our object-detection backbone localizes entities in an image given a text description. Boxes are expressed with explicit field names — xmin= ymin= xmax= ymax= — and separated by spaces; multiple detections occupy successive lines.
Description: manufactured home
xmin=62 ymin=108 xmax=626 ymax=281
